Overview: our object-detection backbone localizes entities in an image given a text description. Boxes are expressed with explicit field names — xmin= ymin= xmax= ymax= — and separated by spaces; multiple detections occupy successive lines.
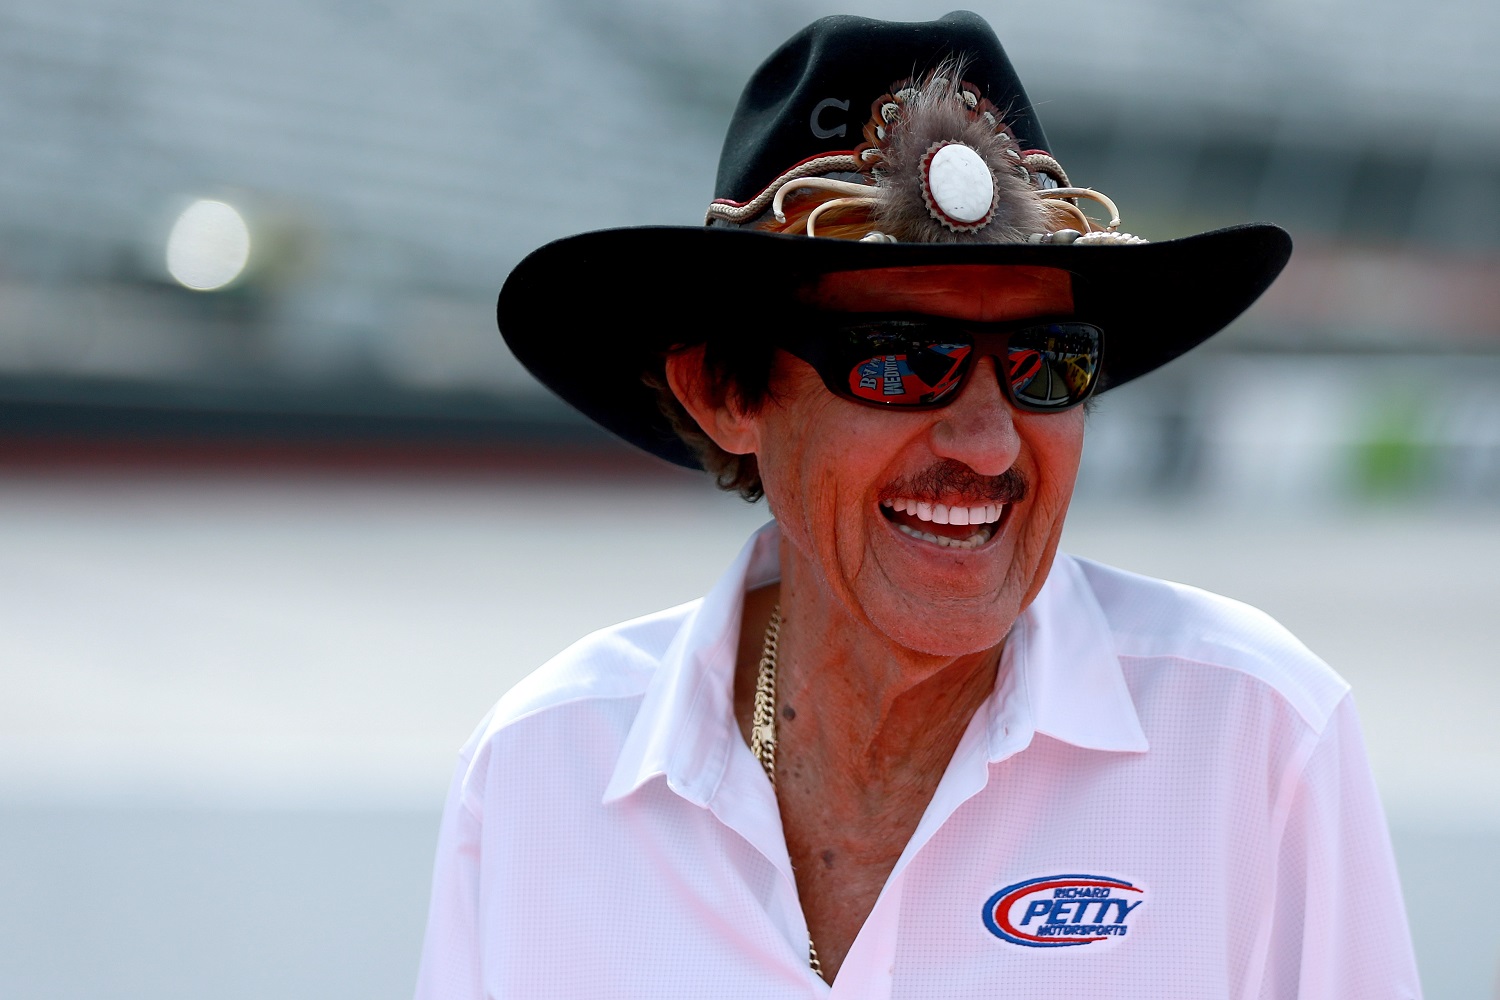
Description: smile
xmin=879 ymin=497 xmax=1005 ymax=550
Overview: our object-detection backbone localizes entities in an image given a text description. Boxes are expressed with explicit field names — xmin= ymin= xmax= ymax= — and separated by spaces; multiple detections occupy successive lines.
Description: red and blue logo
xmin=983 ymin=874 xmax=1146 ymax=948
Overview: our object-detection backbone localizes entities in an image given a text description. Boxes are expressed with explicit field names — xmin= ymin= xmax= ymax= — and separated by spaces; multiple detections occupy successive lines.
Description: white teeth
xmin=897 ymin=522 xmax=940 ymax=544
xmin=887 ymin=499 xmax=1007 ymax=524
xmin=895 ymin=522 xmax=994 ymax=549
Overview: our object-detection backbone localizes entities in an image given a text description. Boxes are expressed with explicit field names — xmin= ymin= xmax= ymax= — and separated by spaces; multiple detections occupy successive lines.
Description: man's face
xmin=751 ymin=265 xmax=1086 ymax=657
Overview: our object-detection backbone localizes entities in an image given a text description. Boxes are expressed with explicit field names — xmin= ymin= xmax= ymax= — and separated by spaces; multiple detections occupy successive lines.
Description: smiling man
xmin=415 ymin=12 xmax=1421 ymax=998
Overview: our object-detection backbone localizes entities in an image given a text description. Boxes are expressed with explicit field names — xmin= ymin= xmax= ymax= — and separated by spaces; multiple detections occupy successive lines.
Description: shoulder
xmin=486 ymin=599 xmax=697 ymax=727
xmin=450 ymin=601 xmax=696 ymax=782
xmin=1063 ymin=553 xmax=1350 ymax=734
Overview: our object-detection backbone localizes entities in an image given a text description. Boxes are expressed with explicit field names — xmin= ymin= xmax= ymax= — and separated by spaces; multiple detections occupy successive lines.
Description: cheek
xmin=1009 ymin=411 xmax=1087 ymax=594
xmin=753 ymin=359 xmax=874 ymax=511
xmin=758 ymin=410 xmax=865 ymax=542
xmin=752 ymin=381 xmax=895 ymax=590
xmin=1042 ymin=443 xmax=1085 ymax=506
xmin=751 ymin=388 xmax=839 ymax=530
xmin=1024 ymin=410 xmax=1087 ymax=493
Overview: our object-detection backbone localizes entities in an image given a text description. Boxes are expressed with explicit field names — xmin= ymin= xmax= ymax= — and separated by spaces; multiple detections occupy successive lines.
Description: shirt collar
xmin=990 ymin=553 xmax=1149 ymax=757
xmin=602 ymin=527 xmax=1147 ymax=808
xmin=602 ymin=520 xmax=782 ymax=806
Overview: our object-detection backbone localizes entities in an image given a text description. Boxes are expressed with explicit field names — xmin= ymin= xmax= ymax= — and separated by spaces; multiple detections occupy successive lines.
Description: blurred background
xmin=1 ymin=0 xmax=1497 ymax=997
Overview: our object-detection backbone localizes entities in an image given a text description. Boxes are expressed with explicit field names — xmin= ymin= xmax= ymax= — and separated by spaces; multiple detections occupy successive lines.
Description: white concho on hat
xmin=922 ymin=141 xmax=997 ymax=231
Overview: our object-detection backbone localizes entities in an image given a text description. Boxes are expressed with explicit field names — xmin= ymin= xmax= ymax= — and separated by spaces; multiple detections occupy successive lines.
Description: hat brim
xmin=498 ymin=224 xmax=1292 ymax=469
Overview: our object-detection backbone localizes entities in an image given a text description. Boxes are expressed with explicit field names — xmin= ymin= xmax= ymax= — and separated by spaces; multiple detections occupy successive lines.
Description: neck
xmin=735 ymin=536 xmax=1008 ymax=982
xmin=748 ymin=536 xmax=1003 ymax=796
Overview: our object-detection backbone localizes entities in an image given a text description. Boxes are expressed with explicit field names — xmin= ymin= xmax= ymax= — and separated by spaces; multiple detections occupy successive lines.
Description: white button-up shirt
xmin=415 ymin=522 xmax=1421 ymax=998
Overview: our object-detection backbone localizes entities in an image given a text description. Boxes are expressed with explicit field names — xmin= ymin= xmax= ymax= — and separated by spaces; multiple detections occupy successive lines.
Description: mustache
xmin=883 ymin=460 xmax=1028 ymax=505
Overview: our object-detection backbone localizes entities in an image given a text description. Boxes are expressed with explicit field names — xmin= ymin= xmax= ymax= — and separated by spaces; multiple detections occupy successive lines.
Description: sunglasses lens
xmin=811 ymin=318 xmax=1101 ymax=410
xmin=1005 ymin=323 xmax=1101 ymax=410
xmin=844 ymin=338 xmax=972 ymax=406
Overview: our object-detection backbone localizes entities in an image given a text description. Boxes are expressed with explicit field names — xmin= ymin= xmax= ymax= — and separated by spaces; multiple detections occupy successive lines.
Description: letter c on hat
xmin=810 ymin=97 xmax=849 ymax=139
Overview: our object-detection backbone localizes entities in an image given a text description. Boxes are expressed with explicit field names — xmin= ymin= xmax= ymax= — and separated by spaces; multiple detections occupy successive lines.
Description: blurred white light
xmin=165 ymin=199 xmax=251 ymax=291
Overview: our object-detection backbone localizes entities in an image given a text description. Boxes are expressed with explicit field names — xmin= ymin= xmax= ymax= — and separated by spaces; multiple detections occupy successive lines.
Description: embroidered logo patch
xmin=983 ymin=874 xmax=1146 ymax=947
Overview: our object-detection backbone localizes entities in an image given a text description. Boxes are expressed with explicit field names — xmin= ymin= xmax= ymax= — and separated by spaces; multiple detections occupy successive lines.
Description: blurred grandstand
xmin=1 ymin=0 xmax=1497 ymax=499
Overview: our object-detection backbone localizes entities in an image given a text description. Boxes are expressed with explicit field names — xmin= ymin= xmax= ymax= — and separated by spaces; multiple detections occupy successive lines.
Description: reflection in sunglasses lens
xmin=847 ymin=343 xmax=969 ymax=405
xmin=1008 ymin=324 xmax=1099 ymax=409
xmin=833 ymin=321 xmax=1098 ymax=409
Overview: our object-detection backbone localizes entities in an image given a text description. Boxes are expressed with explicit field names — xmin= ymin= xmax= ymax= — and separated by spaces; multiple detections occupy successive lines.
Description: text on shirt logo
xmin=982 ymin=874 xmax=1146 ymax=948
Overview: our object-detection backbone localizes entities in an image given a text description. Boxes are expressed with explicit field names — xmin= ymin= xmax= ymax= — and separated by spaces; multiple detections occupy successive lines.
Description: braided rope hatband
xmin=705 ymin=154 xmax=864 ymax=225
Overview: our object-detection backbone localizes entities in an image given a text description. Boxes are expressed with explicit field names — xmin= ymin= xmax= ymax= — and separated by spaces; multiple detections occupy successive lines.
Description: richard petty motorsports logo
xmin=983 ymin=874 xmax=1146 ymax=948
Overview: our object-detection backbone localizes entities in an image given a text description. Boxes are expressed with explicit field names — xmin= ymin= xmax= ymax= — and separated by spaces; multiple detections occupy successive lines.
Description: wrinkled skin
xmin=666 ymin=263 xmax=1089 ymax=980
xmin=675 ymin=264 xmax=1086 ymax=657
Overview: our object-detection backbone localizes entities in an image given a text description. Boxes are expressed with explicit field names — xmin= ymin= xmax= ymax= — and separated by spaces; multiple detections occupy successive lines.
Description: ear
xmin=664 ymin=346 xmax=761 ymax=456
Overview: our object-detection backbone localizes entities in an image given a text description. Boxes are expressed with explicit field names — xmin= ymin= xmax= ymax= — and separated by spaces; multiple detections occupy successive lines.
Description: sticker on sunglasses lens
xmin=850 ymin=344 xmax=969 ymax=405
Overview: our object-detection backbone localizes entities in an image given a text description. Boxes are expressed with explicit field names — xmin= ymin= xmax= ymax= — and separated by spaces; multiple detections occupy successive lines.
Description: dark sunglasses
xmin=776 ymin=313 xmax=1104 ymax=412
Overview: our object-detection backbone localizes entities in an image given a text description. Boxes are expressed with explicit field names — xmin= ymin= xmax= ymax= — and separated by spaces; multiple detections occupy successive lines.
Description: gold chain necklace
xmin=751 ymin=605 xmax=825 ymax=980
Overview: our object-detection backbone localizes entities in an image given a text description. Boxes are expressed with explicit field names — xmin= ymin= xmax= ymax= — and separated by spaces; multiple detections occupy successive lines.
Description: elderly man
xmin=416 ymin=12 xmax=1421 ymax=998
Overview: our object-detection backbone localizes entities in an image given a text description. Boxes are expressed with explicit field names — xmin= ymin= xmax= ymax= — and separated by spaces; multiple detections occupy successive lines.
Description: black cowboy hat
xmin=498 ymin=11 xmax=1291 ymax=470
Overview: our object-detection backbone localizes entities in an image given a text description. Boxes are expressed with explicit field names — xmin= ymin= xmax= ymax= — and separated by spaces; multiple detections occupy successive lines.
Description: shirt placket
xmin=706 ymin=743 xmax=832 ymax=994
xmin=830 ymin=685 xmax=1034 ymax=999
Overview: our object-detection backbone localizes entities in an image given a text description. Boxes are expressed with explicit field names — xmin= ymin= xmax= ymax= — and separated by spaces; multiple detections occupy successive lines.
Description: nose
xmin=927 ymin=355 xmax=1021 ymax=476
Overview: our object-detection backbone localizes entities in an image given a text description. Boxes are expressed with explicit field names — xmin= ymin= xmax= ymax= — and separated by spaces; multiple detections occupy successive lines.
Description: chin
xmin=865 ymin=593 xmax=1021 ymax=659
